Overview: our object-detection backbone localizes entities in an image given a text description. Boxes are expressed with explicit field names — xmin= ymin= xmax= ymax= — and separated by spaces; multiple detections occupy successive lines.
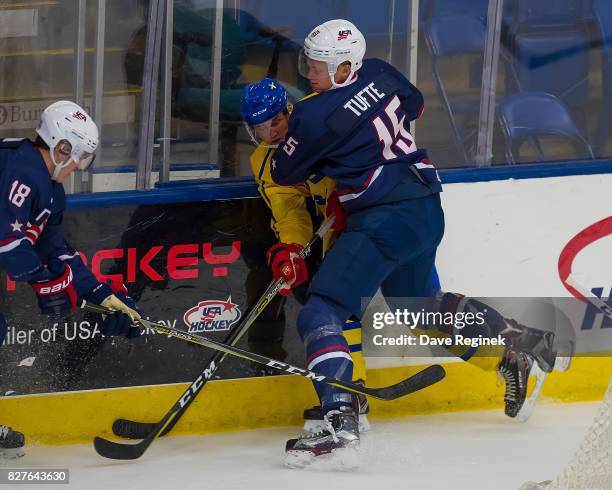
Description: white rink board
xmin=366 ymin=172 xmax=612 ymax=368
xmin=436 ymin=173 xmax=611 ymax=297
xmin=91 ymin=168 xmax=220 ymax=192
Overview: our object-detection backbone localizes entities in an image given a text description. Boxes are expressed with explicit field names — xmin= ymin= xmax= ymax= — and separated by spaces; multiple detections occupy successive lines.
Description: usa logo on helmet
xmin=338 ymin=29 xmax=352 ymax=40
xmin=72 ymin=111 xmax=87 ymax=122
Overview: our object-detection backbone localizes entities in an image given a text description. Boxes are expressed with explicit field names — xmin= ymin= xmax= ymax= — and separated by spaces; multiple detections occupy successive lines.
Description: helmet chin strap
xmin=328 ymin=64 xmax=358 ymax=89
xmin=49 ymin=146 xmax=73 ymax=181
xmin=51 ymin=164 xmax=65 ymax=182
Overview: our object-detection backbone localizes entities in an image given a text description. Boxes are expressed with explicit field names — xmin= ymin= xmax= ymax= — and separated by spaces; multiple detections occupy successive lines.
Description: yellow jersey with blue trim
xmin=249 ymin=142 xmax=335 ymax=250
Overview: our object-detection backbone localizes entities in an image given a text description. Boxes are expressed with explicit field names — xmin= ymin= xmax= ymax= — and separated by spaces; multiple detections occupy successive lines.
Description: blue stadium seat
xmin=593 ymin=0 xmax=612 ymax=155
xmin=498 ymin=92 xmax=594 ymax=163
xmin=420 ymin=0 xmax=489 ymax=24
xmin=506 ymin=0 xmax=590 ymax=32
xmin=423 ymin=14 xmax=486 ymax=163
xmin=512 ymin=30 xmax=590 ymax=111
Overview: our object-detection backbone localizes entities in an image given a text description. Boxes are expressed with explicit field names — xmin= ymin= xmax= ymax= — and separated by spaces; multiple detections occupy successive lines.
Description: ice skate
xmin=498 ymin=322 xmax=557 ymax=422
xmin=286 ymin=406 xmax=360 ymax=469
xmin=303 ymin=384 xmax=370 ymax=433
xmin=0 ymin=425 xmax=25 ymax=459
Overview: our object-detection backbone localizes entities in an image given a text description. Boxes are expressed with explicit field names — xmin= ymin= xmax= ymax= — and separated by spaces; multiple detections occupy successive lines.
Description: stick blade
xmin=113 ymin=418 xmax=158 ymax=440
xmin=93 ymin=436 xmax=148 ymax=460
xmin=366 ymin=364 xmax=446 ymax=400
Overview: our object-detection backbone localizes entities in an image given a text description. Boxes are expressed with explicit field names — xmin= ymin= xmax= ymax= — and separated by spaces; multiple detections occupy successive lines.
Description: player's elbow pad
xmin=0 ymin=243 xmax=45 ymax=282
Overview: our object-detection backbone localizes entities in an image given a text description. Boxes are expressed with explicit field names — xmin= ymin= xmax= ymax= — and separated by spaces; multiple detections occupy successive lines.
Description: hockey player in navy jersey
xmin=269 ymin=20 xmax=559 ymax=467
xmin=241 ymin=77 xmax=464 ymax=436
xmin=269 ymin=20 xmax=443 ymax=467
xmin=0 ymin=101 xmax=144 ymax=458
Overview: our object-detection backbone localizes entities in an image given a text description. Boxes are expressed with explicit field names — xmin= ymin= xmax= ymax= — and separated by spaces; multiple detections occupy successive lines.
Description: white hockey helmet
xmin=36 ymin=100 xmax=99 ymax=179
xmin=299 ymin=19 xmax=366 ymax=89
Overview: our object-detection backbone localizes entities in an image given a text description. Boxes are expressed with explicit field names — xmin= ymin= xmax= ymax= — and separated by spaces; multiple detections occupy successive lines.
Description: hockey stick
xmin=113 ymin=216 xmax=336 ymax=441
xmin=83 ymin=300 xmax=445 ymax=459
xmin=84 ymin=300 xmax=445 ymax=401
xmin=112 ymin=218 xmax=335 ymax=441
xmin=565 ymin=275 xmax=612 ymax=321
xmin=93 ymin=216 xmax=335 ymax=457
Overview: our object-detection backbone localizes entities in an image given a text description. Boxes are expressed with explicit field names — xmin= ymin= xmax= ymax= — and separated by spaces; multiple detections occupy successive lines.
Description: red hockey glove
xmin=266 ymin=243 xmax=308 ymax=296
xmin=29 ymin=260 xmax=78 ymax=316
xmin=326 ymin=191 xmax=347 ymax=232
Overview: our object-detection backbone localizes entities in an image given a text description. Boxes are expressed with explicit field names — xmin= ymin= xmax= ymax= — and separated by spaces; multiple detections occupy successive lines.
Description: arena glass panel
xmin=132 ymin=0 xmax=612 ymax=185
xmin=490 ymin=0 xmax=612 ymax=165
xmin=163 ymin=0 xmax=415 ymax=177
xmin=0 ymin=1 xmax=148 ymax=188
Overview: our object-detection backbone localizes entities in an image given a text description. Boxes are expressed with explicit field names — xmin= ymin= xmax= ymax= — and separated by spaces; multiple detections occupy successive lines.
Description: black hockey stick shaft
xmin=113 ymin=216 xmax=335 ymax=440
xmin=85 ymin=300 xmax=444 ymax=403
xmin=87 ymin=299 xmax=444 ymax=460
xmin=87 ymin=218 xmax=336 ymax=459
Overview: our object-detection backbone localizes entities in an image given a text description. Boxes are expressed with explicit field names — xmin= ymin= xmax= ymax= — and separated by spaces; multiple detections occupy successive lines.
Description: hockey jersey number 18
xmin=0 ymin=138 xmax=99 ymax=294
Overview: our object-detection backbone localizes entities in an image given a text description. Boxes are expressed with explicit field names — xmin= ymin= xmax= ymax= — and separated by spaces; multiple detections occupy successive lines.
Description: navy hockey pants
xmin=297 ymin=192 xmax=445 ymax=411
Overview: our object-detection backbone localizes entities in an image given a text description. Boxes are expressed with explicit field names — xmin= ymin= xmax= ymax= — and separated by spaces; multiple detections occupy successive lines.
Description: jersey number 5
xmin=9 ymin=180 xmax=31 ymax=207
xmin=372 ymin=95 xmax=416 ymax=161
xmin=283 ymin=137 xmax=298 ymax=156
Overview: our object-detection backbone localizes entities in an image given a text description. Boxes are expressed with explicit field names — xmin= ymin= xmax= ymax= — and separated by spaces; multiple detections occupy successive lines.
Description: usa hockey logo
xmin=72 ymin=111 xmax=87 ymax=122
xmin=337 ymin=29 xmax=352 ymax=40
xmin=183 ymin=297 xmax=241 ymax=333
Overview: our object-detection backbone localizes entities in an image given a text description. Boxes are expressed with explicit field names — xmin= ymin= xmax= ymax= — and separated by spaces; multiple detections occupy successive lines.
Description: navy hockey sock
xmin=297 ymin=295 xmax=354 ymax=412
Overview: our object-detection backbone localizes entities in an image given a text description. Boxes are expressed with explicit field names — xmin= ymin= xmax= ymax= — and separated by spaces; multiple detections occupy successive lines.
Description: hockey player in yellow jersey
xmin=241 ymin=78 xmax=369 ymax=432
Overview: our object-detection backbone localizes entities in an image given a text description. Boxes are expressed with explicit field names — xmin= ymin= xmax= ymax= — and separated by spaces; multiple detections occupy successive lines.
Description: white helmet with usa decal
xmin=36 ymin=100 xmax=99 ymax=179
xmin=300 ymin=19 xmax=366 ymax=88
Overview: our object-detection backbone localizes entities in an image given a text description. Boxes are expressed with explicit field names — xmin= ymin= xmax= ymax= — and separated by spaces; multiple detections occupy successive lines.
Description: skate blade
xmin=553 ymin=355 xmax=571 ymax=372
xmin=0 ymin=447 xmax=25 ymax=459
xmin=518 ymin=480 xmax=552 ymax=489
xmin=358 ymin=414 xmax=371 ymax=433
xmin=303 ymin=416 xmax=371 ymax=434
xmin=284 ymin=443 xmax=360 ymax=471
xmin=516 ymin=364 xmax=547 ymax=423
xmin=553 ymin=340 xmax=575 ymax=372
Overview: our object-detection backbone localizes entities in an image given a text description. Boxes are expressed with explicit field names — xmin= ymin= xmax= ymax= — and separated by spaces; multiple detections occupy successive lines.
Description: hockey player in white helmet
xmin=35 ymin=100 xmax=99 ymax=182
xmin=298 ymin=19 xmax=366 ymax=91
xmin=270 ymin=20 xmax=560 ymax=468
xmin=0 ymin=101 xmax=146 ymax=458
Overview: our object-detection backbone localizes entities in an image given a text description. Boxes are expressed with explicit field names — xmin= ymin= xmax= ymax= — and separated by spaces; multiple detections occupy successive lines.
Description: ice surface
xmin=5 ymin=401 xmax=600 ymax=490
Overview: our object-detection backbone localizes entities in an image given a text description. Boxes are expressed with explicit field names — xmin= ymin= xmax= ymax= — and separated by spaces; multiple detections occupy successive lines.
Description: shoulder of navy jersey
xmin=0 ymin=139 xmax=54 ymax=281
xmin=0 ymin=139 xmax=98 ymax=291
xmin=289 ymin=58 xmax=420 ymax=139
xmin=271 ymin=59 xmax=438 ymax=206
xmin=0 ymin=138 xmax=53 ymax=201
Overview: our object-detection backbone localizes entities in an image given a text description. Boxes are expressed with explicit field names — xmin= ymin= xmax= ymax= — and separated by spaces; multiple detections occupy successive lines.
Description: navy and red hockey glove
xmin=84 ymin=279 xmax=143 ymax=339
xmin=266 ymin=243 xmax=308 ymax=297
xmin=326 ymin=191 xmax=347 ymax=232
xmin=29 ymin=259 xmax=78 ymax=316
